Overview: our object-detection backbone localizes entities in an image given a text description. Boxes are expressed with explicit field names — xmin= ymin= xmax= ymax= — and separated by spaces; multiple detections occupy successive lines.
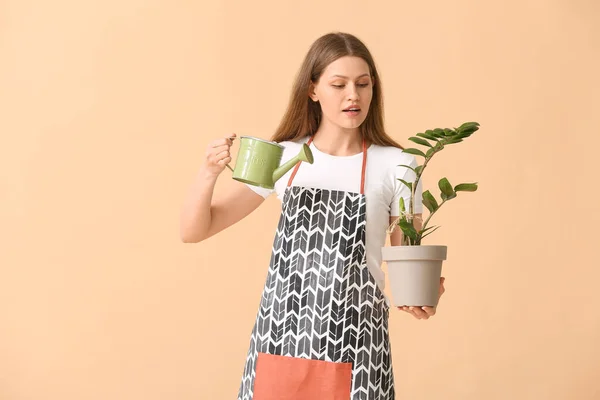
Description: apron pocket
xmin=253 ymin=352 xmax=352 ymax=400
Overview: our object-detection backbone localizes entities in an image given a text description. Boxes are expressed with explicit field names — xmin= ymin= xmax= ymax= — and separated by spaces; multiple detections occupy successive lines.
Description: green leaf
xmin=402 ymin=148 xmax=426 ymax=157
xmin=421 ymin=226 xmax=441 ymax=240
xmin=397 ymin=164 xmax=417 ymax=173
xmin=399 ymin=196 xmax=406 ymax=213
xmin=399 ymin=164 xmax=424 ymax=177
xmin=399 ymin=219 xmax=418 ymax=241
xmin=460 ymin=127 xmax=479 ymax=136
xmin=457 ymin=122 xmax=480 ymax=135
xmin=408 ymin=136 xmax=432 ymax=147
xmin=455 ymin=183 xmax=478 ymax=192
xmin=426 ymin=147 xmax=436 ymax=158
xmin=422 ymin=190 xmax=439 ymax=213
xmin=438 ymin=178 xmax=455 ymax=199
xmin=444 ymin=137 xmax=463 ymax=144
xmin=420 ymin=225 xmax=438 ymax=234
xmin=458 ymin=121 xmax=480 ymax=130
xmin=397 ymin=178 xmax=413 ymax=191
xmin=443 ymin=128 xmax=455 ymax=136
xmin=426 ymin=129 xmax=444 ymax=138
xmin=417 ymin=132 xmax=438 ymax=141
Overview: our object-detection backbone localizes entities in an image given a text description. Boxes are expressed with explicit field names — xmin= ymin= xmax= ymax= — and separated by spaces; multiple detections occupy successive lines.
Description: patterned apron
xmin=237 ymin=137 xmax=394 ymax=400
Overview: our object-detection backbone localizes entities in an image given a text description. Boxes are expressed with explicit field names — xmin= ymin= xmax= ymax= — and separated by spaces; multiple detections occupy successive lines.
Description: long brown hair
xmin=270 ymin=32 xmax=403 ymax=149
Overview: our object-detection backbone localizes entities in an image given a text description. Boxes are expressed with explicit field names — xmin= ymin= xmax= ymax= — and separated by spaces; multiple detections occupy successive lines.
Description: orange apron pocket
xmin=253 ymin=352 xmax=352 ymax=400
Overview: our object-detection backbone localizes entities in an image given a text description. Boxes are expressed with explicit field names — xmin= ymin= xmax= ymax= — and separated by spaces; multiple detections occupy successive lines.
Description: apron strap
xmin=360 ymin=139 xmax=367 ymax=194
xmin=287 ymin=136 xmax=368 ymax=195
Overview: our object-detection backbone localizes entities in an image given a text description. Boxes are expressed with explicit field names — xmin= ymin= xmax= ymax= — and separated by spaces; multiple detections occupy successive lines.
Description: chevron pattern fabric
xmin=237 ymin=186 xmax=394 ymax=399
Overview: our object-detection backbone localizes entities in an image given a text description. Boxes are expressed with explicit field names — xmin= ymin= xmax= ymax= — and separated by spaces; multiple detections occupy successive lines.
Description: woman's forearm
xmin=180 ymin=167 xmax=219 ymax=243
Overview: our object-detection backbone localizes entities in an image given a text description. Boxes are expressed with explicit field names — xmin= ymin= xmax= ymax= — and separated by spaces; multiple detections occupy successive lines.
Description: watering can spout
xmin=273 ymin=143 xmax=314 ymax=183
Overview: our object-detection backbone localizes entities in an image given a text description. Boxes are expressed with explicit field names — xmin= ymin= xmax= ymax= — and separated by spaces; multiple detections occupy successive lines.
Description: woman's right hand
xmin=203 ymin=134 xmax=236 ymax=177
xmin=181 ymin=132 xmax=265 ymax=243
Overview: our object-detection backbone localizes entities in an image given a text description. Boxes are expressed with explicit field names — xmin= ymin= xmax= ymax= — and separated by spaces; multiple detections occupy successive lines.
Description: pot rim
xmin=381 ymin=244 xmax=448 ymax=261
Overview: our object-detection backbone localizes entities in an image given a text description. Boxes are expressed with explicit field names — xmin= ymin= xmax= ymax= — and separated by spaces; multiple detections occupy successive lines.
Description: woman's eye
xmin=331 ymin=83 xmax=369 ymax=89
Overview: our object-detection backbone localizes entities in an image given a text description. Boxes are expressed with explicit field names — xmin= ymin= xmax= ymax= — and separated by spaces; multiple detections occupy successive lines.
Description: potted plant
xmin=382 ymin=121 xmax=480 ymax=307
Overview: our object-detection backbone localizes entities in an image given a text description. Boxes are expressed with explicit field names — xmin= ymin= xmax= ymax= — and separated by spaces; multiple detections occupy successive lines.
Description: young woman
xmin=180 ymin=32 xmax=446 ymax=400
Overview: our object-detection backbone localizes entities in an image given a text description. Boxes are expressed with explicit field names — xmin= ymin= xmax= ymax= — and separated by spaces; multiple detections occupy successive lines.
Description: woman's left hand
xmin=398 ymin=277 xmax=446 ymax=320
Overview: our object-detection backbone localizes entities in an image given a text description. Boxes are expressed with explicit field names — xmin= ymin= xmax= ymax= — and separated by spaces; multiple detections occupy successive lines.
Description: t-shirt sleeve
xmin=390 ymin=154 xmax=424 ymax=216
xmin=245 ymin=183 xmax=274 ymax=199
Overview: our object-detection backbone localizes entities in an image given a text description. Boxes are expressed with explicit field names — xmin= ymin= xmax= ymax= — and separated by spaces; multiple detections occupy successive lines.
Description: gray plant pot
xmin=381 ymin=245 xmax=447 ymax=307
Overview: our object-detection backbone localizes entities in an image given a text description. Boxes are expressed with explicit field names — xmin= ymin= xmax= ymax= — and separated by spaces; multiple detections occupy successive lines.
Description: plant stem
xmin=402 ymin=138 xmax=445 ymax=245
xmin=408 ymin=175 xmax=416 ymax=246
xmin=421 ymin=198 xmax=447 ymax=233
xmin=410 ymin=156 xmax=431 ymax=231
xmin=408 ymin=141 xmax=442 ymax=244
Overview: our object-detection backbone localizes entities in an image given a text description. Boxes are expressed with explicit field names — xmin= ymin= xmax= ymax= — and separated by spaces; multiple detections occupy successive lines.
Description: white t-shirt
xmin=247 ymin=136 xmax=423 ymax=299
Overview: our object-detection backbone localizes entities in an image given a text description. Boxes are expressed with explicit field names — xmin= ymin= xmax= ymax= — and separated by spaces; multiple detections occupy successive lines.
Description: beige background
xmin=2 ymin=0 xmax=599 ymax=399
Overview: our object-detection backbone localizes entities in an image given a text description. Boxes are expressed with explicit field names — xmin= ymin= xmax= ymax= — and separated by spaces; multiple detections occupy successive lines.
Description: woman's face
xmin=309 ymin=56 xmax=373 ymax=132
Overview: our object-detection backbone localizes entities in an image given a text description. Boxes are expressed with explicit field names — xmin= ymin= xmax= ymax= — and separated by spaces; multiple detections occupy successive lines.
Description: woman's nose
xmin=347 ymin=85 xmax=360 ymax=101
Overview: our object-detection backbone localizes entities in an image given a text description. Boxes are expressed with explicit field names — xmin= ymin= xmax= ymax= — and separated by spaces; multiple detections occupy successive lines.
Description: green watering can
xmin=226 ymin=136 xmax=314 ymax=189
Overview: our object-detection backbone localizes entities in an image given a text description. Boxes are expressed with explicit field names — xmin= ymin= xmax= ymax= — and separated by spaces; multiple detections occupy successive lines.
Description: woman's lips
xmin=343 ymin=107 xmax=361 ymax=116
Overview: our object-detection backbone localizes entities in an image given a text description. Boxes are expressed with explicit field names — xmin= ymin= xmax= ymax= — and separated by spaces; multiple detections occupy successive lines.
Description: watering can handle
xmin=221 ymin=136 xmax=236 ymax=172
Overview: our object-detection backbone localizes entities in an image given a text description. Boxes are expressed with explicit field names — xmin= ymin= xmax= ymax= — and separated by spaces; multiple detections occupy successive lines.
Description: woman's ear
xmin=308 ymin=82 xmax=318 ymax=102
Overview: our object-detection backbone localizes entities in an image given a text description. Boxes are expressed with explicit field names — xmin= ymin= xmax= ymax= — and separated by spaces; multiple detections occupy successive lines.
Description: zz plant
xmin=391 ymin=121 xmax=481 ymax=246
